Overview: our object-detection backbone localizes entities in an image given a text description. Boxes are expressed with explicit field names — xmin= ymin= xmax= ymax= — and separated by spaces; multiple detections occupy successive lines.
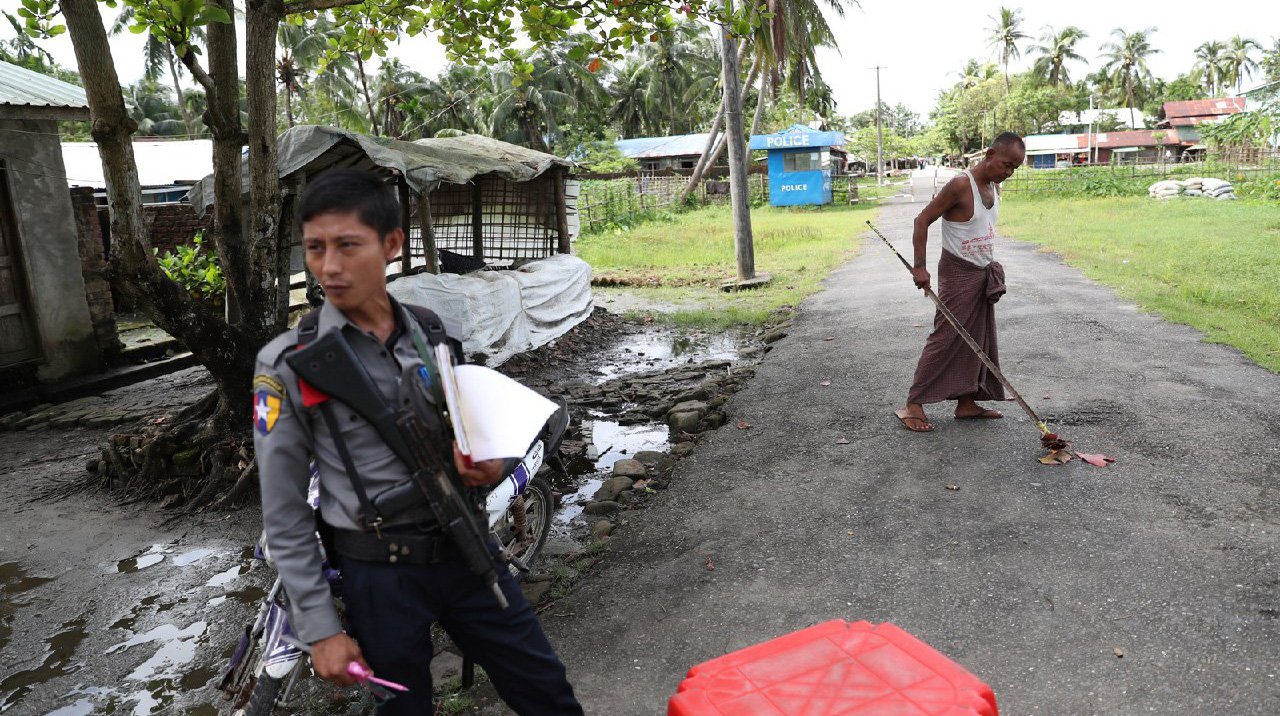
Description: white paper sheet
xmin=452 ymin=365 xmax=558 ymax=461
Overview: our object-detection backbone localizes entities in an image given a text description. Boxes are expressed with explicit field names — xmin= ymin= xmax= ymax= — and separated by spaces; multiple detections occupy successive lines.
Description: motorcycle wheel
xmin=505 ymin=476 xmax=552 ymax=579
xmin=237 ymin=674 xmax=283 ymax=716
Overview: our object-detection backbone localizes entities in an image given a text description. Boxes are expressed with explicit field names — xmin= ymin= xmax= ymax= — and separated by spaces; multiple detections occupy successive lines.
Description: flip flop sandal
xmin=955 ymin=409 xmax=1004 ymax=420
xmin=895 ymin=410 xmax=934 ymax=432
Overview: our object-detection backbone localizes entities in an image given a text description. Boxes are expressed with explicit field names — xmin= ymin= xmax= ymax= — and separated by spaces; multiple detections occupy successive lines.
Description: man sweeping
xmin=896 ymin=132 xmax=1025 ymax=432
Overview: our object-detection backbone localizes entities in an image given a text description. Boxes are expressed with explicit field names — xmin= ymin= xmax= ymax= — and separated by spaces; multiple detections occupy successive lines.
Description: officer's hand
xmin=912 ymin=267 xmax=931 ymax=290
xmin=455 ymin=443 xmax=504 ymax=486
xmin=311 ymin=632 xmax=367 ymax=686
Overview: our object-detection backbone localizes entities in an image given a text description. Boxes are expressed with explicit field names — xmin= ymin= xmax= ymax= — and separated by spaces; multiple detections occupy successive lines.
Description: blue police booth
xmin=749 ymin=124 xmax=846 ymax=207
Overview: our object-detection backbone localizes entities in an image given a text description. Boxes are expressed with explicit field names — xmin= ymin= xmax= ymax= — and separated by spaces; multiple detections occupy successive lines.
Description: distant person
xmin=895 ymin=132 xmax=1026 ymax=433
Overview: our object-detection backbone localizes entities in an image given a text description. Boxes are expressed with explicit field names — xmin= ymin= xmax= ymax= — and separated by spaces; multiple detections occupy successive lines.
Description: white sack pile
xmin=1148 ymin=177 xmax=1236 ymax=201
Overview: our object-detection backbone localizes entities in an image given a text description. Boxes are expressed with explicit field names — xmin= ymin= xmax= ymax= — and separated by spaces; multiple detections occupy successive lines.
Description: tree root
xmin=94 ymin=388 xmax=258 ymax=511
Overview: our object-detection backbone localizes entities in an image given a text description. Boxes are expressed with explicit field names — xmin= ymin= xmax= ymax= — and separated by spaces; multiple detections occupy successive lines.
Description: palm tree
xmin=1193 ymin=41 xmax=1228 ymax=95
xmin=987 ymin=7 xmax=1028 ymax=91
xmin=1030 ymin=26 xmax=1088 ymax=87
xmin=1224 ymin=35 xmax=1262 ymax=94
xmin=109 ymin=7 xmax=202 ymax=136
xmin=1101 ymin=27 xmax=1160 ymax=128
xmin=126 ymin=81 xmax=188 ymax=137
xmin=276 ymin=19 xmax=328 ymax=127
xmin=957 ymin=58 xmax=1000 ymax=92
xmin=488 ymin=54 xmax=574 ymax=151
xmin=1263 ymin=37 xmax=1280 ymax=83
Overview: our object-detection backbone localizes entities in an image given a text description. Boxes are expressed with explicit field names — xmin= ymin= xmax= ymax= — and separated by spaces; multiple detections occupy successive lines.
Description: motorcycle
xmin=218 ymin=398 xmax=570 ymax=715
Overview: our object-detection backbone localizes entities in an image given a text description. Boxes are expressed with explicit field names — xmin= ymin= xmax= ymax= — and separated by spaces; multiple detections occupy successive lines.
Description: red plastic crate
xmin=667 ymin=620 xmax=997 ymax=716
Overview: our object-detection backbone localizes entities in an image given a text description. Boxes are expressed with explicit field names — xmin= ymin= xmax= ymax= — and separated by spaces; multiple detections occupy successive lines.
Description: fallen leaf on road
xmin=705 ymin=558 xmax=715 ymax=571
xmin=736 ymin=421 xmax=752 ymax=430
xmin=632 ymin=479 xmax=648 ymax=490
xmin=835 ymin=438 xmax=849 ymax=444
xmin=1076 ymin=453 xmax=1116 ymax=467
xmin=824 ymin=336 xmax=835 ymax=341
xmin=1113 ymin=647 xmax=1125 ymax=658
xmin=820 ymin=380 xmax=831 ymax=386
xmin=945 ymin=484 xmax=960 ymax=491
xmin=1038 ymin=449 xmax=1074 ymax=465
xmin=846 ymin=530 xmax=855 ymax=535
xmin=912 ymin=323 xmax=925 ymax=328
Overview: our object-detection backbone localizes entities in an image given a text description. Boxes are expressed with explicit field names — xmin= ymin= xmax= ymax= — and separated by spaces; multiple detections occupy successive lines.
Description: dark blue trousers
xmin=341 ymin=554 xmax=582 ymax=716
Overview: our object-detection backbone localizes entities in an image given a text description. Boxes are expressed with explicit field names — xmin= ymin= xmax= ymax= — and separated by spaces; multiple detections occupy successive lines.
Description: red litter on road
xmin=668 ymin=620 xmax=997 ymax=716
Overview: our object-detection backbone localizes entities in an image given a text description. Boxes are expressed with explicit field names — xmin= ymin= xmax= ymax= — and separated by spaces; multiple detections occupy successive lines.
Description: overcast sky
xmin=10 ymin=0 xmax=1280 ymax=122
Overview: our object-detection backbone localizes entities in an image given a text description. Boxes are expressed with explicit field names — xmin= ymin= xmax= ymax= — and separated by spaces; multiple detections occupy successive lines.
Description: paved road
xmin=543 ymin=173 xmax=1280 ymax=714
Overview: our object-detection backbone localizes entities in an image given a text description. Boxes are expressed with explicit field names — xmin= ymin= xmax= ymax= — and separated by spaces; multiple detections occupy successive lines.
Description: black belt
xmin=333 ymin=527 xmax=456 ymax=565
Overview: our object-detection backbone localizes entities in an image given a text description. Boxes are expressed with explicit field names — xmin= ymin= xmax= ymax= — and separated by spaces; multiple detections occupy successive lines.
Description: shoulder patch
xmin=253 ymin=374 xmax=285 ymax=395
xmin=253 ymin=389 xmax=282 ymax=435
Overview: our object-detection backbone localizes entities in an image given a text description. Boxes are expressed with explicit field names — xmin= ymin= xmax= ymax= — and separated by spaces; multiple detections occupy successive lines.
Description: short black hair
xmin=991 ymin=132 xmax=1026 ymax=153
xmin=299 ymin=168 xmax=401 ymax=238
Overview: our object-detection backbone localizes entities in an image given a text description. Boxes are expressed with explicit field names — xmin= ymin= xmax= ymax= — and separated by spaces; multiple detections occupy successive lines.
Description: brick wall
xmin=69 ymin=187 xmax=122 ymax=361
xmin=145 ymin=202 xmax=209 ymax=254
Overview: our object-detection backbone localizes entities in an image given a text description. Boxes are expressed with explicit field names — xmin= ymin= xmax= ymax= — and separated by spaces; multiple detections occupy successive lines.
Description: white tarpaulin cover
xmin=387 ymin=254 xmax=593 ymax=366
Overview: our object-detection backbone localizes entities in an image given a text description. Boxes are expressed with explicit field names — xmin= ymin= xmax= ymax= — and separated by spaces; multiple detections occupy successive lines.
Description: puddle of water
xmin=0 ymin=617 xmax=88 ymax=711
xmin=42 ymin=698 xmax=96 ymax=716
xmin=205 ymin=564 xmax=247 ymax=589
xmin=224 ymin=585 xmax=267 ymax=606
xmin=123 ymin=622 xmax=208 ymax=715
xmin=1 ymin=562 xmax=56 ymax=653
xmin=171 ymin=548 xmax=216 ymax=567
xmin=110 ymin=595 xmax=163 ymax=632
xmin=554 ymin=477 xmax=603 ymax=525
xmin=591 ymin=420 xmax=669 ymax=470
xmin=116 ymin=545 xmax=169 ymax=574
xmin=593 ymin=331 xmax=740 ymax=382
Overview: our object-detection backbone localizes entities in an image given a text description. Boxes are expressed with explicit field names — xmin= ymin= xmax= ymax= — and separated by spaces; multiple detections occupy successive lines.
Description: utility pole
xmin=872 ymin=66 xmax=885 ymax=185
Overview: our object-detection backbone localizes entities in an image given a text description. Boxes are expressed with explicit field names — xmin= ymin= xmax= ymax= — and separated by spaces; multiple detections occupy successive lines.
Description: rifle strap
xmin=294 ymin=302 xmax=450 ymax=536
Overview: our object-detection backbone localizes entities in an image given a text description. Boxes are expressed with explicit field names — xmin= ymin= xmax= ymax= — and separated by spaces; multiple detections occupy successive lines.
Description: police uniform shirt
xmin=251 ymin=298 xmax=460 ymax=643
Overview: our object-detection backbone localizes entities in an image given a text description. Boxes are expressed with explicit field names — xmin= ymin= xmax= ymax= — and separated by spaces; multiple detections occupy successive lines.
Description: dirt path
xmin=539 ymin=185 xmax=1280 ymax=714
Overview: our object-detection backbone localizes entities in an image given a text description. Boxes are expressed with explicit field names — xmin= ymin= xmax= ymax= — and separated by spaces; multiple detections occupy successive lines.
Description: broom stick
xmin=866 ymin=220 xmax=1050 ymax=437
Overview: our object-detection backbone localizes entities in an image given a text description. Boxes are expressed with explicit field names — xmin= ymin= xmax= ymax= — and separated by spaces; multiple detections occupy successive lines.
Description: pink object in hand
xmin=347 ymin=661 xmax=410 ymax=692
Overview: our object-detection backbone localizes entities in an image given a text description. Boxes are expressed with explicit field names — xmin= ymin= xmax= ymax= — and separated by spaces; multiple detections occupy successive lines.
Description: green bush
xmin=1235 ymin=174 xmax=1280 ymax=202
xmin=155 ymin=232 xmax=225 ymax=306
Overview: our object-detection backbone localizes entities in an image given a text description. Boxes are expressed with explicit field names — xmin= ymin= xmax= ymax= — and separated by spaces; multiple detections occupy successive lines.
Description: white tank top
xmin=939 ymin=170 xmax=998 ymax=267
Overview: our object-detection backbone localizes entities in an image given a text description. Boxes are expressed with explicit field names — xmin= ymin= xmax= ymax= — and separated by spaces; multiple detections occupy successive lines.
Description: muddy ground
xmin=0 ymin=308 xmax=757 ymax=716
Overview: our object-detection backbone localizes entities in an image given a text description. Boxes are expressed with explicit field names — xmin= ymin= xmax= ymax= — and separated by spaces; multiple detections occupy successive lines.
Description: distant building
xmin=1158 ymin=98 xmax=1246 ymax=129
xmin=1022 ymin=129 xmax=1190 ymax=167
xmin=1056 ymin=108 xmax=1151 ymax=132
xmin=615 ymin=133 xmax=715 ymax=171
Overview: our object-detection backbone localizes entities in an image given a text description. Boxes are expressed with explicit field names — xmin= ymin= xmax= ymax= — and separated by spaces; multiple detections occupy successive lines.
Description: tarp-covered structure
xmin=188 ymin=125 xmax=577 ymax=271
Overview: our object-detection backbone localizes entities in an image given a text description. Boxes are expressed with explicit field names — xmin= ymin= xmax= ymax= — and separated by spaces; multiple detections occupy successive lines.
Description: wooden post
xmin=398 ymin=177 xmax=412 ymax=272
xmin=552 ymin=169 xmax=571 ymax=255
xmin=471 ymin=181 xmax=484 ymax=261
xmin=418 ymin=192 xmax=439 ymax=274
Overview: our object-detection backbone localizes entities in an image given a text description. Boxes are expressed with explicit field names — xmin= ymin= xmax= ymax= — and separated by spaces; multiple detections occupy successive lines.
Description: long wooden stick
xmin=867 ymin=221 xmax=1049 ymax=436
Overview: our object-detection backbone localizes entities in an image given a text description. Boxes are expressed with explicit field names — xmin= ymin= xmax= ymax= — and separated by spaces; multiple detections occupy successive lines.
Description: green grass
xmin=1000 ymin=196 xmax=1280 ymax=371
xmin=577 ymin=202 xmax=877 ymax=327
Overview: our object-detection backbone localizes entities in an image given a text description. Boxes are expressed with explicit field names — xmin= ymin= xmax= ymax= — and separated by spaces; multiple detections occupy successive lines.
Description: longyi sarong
xmin=908 ymin=249 xmax=1006 ymax=405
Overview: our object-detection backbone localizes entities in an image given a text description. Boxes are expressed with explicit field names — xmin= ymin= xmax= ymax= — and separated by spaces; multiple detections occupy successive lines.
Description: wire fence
xmin=577 ymin=168 xmax=769 ymax=234
xmin=1001 ymin=149 xmax=1280 ymax=196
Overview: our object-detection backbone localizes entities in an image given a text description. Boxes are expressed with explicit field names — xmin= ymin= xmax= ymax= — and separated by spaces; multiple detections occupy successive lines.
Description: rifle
xmin=286 ymin=330 xmax=510 ymax=609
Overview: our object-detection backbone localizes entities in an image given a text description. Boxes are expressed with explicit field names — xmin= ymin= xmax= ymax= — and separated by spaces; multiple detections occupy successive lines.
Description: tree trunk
xmin=62 ymin=0 xmax=251 ymax=424
xmin=166 ymin=50 xmax=196 ymax=136
xmin=284 ymin=81 xmax=295 ymax=127
xmin=720 ymin=15 xmax=754 ymax=282
xmin=245 ymin=0 xmax=286 ymax=347
xmin=679 ymin=49 xmax=759 ymax=203
xmin=749 ymin=70 xmax=767 ymax=137
xmin=355 ymin=53 xmax=379 ymax=135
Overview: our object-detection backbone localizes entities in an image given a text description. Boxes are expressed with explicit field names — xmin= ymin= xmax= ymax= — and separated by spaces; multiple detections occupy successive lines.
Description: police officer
xmin=253 ymin=169 xmax=583 ymax=715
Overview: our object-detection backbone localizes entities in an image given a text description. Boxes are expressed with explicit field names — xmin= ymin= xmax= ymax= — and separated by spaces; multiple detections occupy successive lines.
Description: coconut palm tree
xmin=126 ymin=81 xmax=188 ymax=137
xmin=1224 ymin=35 xmax=1262 ymax=94
xmin=109 ymin=7 xmax=203 ymax=136
xmin=987 ymin=7 xmax=1028 ymax=91
xmin=1263 ymin=37 xmax=1280 ymax=83
xmin=1030 ymin=25 xmax=1088 ymax=87
xmin=1193 ymin=41 xmax=1229 ymax=95
xmin=276 ymin=19 xmax=328 ymax=127
xmin=1101 ymin=27 xmax=1160 ymax=128
xmin=488 ymin=54 xmax=574 ymax=151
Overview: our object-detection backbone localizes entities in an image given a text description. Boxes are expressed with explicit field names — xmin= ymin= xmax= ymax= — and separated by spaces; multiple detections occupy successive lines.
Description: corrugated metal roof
xmin=1023 ymin=133 xmax=1088 ymax=154
xmin=1162 ymin=98 xmax=1244 ymax=119
xmin=615 ymin=133 xmax=711 ymax=159
xmin=60 ymin=139 xmax=215 ymax=188
xmin=1094 ymin=130 xmax=1184 ymax=149
xmin=0 ymin=60 xmax=88 ymax=111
